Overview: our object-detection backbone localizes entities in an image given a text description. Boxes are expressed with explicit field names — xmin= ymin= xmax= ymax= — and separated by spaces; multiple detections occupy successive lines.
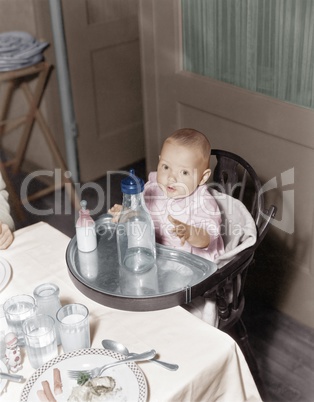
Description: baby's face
xmin=157 ymin=141 xmax=209 ymax=198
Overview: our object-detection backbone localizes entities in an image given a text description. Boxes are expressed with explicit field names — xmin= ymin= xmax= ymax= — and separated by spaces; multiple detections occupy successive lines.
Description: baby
xmin=109 ymin=128 xmax=224 ymax=261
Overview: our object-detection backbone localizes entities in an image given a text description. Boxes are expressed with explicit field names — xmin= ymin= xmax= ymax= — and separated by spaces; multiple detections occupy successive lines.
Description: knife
xmin=0 ymin=372 xmax=25 ymax=383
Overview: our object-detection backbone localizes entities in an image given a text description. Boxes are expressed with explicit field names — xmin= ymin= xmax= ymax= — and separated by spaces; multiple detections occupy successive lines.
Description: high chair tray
xmin=66 ymin=214 xmax=217 ymax=311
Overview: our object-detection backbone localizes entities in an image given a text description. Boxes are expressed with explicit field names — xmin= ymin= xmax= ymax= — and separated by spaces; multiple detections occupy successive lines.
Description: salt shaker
xmin=76 ymin=200 xmax=97 ymax=252
xmin=5 ymin=332 xmax=22 ymax=372
xmin=117 ymin=169 xmax=156 ymax=273
xmin=33 ymin=283 xmax=62 ymax=345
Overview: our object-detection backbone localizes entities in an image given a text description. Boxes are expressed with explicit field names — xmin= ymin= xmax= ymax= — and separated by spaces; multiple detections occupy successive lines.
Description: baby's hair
xmin=166 ymin=128 xmax=211 ymax=166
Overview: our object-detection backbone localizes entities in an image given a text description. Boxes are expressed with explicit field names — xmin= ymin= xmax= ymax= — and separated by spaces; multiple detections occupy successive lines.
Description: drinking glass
xmin=56 ymin=303 xmax=90 ymax=353
xmin=22 ymin=314 xmax=58 ymax=369
xmin=33 ymin=283 xmax=62 ymax=345
xmin=0 ymin=305 xmax=7 ymax=359
xmin=3 ymin=295 xmax=37 ymax=346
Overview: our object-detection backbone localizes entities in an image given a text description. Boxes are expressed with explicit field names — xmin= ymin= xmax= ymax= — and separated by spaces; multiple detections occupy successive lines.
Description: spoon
xmin=102 ymin=339 xmax=179 ymax=371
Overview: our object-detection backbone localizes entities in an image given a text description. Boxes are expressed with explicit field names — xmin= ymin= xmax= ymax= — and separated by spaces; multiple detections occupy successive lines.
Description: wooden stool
xmin=0 ymin=61 xmax=79 ymax=213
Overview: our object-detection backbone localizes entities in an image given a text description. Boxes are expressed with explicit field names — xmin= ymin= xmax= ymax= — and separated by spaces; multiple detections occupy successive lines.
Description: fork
xmin=67 ymin=349 xmax=156 ymax=379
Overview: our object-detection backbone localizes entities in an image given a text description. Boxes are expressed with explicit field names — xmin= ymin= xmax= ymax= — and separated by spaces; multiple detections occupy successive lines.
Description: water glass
xmin=22 ymin=314 xmax=58 ymax=369
xmin=56 ymin=303 xmax=90 ymax=353
xmin=3 ymin=295 xmax=37 ymax=346
xmin=0 ymin=305 xmax=7 ymax=359
xmin=33 ymin=283 xmax=62 ymax=345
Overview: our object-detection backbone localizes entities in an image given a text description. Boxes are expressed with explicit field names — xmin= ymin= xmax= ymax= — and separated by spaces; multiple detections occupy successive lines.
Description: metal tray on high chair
xmin=66 ymin=214 xmax=217 ymax=311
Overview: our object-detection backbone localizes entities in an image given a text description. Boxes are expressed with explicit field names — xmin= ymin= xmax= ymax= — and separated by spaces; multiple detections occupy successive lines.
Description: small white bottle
xmin=76 ymin=200 xmax=97 ymax=252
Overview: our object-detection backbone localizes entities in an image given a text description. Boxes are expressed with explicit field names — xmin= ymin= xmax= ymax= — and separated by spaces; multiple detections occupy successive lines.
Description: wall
xmin=0 ymin=0 xmax=65 ymax=171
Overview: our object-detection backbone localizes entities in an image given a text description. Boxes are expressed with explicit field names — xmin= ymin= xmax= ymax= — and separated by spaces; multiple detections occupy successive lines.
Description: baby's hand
xmin=108 ymin=204 xmax=122 ymax=223
xmin=168 ymin=215 xmax=190 ymax=246
xmin=0 ymin=222 xmax=14 ymax=250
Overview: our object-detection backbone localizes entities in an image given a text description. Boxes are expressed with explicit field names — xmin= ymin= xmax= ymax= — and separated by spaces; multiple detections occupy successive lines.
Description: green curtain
xmin=182 ymin=0 xmax=314 ymax=109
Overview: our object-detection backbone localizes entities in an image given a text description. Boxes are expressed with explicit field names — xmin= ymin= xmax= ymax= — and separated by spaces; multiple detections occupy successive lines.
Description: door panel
xmin=62 ymin=0 xmax=144 ymax=182
xmin=139 ymin=0 xmax=314 ymax=328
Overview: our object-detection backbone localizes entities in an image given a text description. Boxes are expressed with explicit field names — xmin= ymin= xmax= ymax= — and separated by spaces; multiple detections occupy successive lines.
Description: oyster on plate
xmin=68 ymin=376 xmax=116 ymax=401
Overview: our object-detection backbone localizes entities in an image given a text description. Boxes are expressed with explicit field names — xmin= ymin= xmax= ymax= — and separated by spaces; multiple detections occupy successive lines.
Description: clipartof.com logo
xmin=20 ymin=167 xmax=295 ymax=235
xmin=259 ymin=168 xmax=294 ymax=234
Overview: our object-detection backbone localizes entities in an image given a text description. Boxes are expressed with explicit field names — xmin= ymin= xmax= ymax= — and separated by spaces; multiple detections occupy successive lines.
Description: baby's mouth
xmin=167 ymin=185 xmax=176 ymax=193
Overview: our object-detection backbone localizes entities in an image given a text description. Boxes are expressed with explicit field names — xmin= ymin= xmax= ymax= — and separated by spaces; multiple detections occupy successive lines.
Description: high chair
xmin=203 ymin=149 xmax=277 ymax=399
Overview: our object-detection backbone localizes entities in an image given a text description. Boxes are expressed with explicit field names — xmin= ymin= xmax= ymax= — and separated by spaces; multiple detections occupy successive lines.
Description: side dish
xmin=36 ymin=368 xmax=63 ymax=401
xmin=68 ymin=376 xmax=116 ymax=402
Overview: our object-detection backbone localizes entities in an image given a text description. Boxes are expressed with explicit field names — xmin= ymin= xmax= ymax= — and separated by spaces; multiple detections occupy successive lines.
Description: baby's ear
xmin=199 ymin=169 xmax=211 ymax=185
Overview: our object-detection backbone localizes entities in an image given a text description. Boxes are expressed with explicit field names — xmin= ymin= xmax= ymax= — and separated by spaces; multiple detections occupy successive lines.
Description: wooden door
xmin=139 ymin=0 xmax=314 ymax=328
xmin=61 ymin=0 xmax=144 ymax=182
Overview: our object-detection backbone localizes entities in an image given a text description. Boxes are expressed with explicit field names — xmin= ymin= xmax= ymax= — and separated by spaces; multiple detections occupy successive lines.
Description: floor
xmin=6 ymin=159 xmax=314 ymax=402
xmin=242 ymin=296 xmax=314 ymax=402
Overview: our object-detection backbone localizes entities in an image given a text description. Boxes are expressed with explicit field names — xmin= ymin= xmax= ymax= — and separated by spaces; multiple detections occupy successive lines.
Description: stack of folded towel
xmin=0 ymin=31 xmax=49 ymax=72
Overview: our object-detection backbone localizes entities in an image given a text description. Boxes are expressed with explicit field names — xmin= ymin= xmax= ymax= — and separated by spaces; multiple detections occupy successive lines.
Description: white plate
xmin=0 ymin=360 xmax=8 ymax=395
xmin=0 ymin=257 xmax=11 ymax=293
xmin=20 ymin=348 xmax=147 ymax=401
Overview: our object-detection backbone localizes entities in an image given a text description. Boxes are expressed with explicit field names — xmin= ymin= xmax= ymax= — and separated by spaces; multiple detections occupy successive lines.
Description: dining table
xmin=0 ymin=221 xmax=262 ymax=402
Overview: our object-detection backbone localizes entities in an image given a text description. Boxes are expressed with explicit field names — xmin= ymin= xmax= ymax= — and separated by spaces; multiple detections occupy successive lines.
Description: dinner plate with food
xmin=20 ymin=348 xmax=147 ymax=402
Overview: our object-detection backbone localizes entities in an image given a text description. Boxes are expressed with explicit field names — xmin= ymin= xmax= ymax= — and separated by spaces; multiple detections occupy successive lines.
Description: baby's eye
xmin=162 ymin=164 xmax=169 ymax=170
xmin=182 ymin=170 xmax=189 ymax=176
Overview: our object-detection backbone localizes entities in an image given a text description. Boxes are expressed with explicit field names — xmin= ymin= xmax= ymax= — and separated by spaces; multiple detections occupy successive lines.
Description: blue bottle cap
xmin=121 ymin=169 xmax=144 ymax=194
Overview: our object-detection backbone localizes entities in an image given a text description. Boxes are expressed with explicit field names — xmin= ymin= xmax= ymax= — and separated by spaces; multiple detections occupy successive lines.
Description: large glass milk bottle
xmin=117 ymin=169 xmax=156 ymax=273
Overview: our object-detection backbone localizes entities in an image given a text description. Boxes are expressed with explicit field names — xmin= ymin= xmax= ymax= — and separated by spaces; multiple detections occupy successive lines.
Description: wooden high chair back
xmin=205 ymin=149 xmax=277 ymax=399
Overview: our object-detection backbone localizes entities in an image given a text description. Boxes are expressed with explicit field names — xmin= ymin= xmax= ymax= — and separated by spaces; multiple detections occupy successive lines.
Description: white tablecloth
xmin=0 ymin=222 xmax=261 ymax=402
